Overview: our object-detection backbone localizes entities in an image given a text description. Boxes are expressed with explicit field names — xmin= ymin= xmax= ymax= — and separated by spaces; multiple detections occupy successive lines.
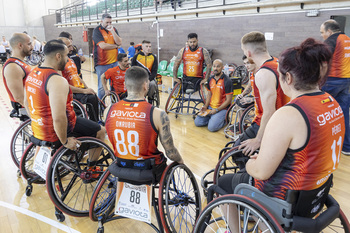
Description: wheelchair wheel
xmin=46 ymin=137 xmax=116 ymax=217
xmin=152 ymin=86 xmax=160 ymax=108
xmin=159 ymin=162 xmax=201 ymax=233
xmin=165 ymin=83 xmax=181 ymax=114
xmin=72 ymin=99 xmax=88 ymax=119
xmin=238 ymin=104 xmax=255 ymax=134
xmin=232 ymin=65 xmax=249 ymax=85
xmin=26 ymin=51 xmax=43 ymax=66
xmin=193 ymin=194 xmax=283 ymax=233
xmin=199 ymin=83 xmax=209 ymax=103
xmin=97 ymin=97 xmax=107 ymax=124
xmin=213 ymin=148 xmax=248 ymax=185
xmin=321 ymin=207 xmax=350 ymax=233
xmin=89 ymin=169 xmax=117 ymax=222
xmin=10 ymin=119 xmax=32 ymax=168
xmin=101 ymin=91 xmax=119 ymax=107
xmin=225 ymin=104 xmax=235 ymax=125
xmin=19 ymin=143 xmax=45 ymax=184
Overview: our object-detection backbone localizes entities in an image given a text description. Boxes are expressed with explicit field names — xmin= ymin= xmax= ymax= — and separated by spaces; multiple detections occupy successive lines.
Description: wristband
xmin=215 ymin=108 xmax=219 ymax=113
xmin=63 ymin=139 xmax=68 ymax=146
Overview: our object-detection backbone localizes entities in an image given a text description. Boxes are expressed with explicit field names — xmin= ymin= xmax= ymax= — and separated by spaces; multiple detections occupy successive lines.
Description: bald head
xmin=213 ymin=59 xmax=223 ymax=66
xmin=212 ymin=59 xmax=224 ymax=76
xmin=10 ymin=33 xmax=30 ymax=47
xmin=9 ymin=33 xmax=33 ymax=58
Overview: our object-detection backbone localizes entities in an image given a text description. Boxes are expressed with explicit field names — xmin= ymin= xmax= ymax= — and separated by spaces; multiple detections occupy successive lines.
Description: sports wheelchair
xmin=224 ymin=103 xmax=255 ymax=141
xmin=223 ymin=75 xmax=254 ymax=140
xmin=197 ymin=149 xmax=350 ymax=233
xmin=25 ymin=50 xmax=44 ymax=66
xmin=0 ymin=52 xmax=7 ymax=65
xmin=10 ymin=99 xmax=88 ymax=173
xmin=19 ymin=136 xmax=116 ymax=222
xmin=89 ymin=159 xmax=201 ymax=233
xmin=147 ymin=78 xmax=161 ymax=108
xmin=165 ymin=78 xmax=206 ymax=119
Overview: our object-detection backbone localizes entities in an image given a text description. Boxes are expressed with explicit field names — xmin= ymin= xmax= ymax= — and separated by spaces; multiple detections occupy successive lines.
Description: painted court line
xmin=0 ymin=201 xmax=81 ymax=233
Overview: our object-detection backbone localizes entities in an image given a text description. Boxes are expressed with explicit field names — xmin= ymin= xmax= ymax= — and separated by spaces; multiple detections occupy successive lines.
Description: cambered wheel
xmin=213 ymin=148 xmax=248 ymax=186
xmin=193 ymin=194 xmax=283 ymax=233
xmin=232 ymin=65 xmax=249 ymax=85
xmin=19 ymin=143 xmax=46 ymax=184
xmin=152 ymin=86 xmax=160 ymax=108
xmin=159 ymin=162 xmax=201 ymax=233
xmin=238 ymin=104 xmax=255 ymax=134
xmin=101 ymin=91 xmax=119 ymax=107
xmin=72 ymin=99 xmax=88 ymax=119
xmin=89 ymin=170 xmax=117 ymax=222
xmin=165 ymin=83 xmax=181 ymax=114
xmin=10 ymin=119 xmax=32 ymax=168
xmin=199 ymin=83 xmax=209 ymax=103
xmin=46 ymin=137 xmax=116 ymax=217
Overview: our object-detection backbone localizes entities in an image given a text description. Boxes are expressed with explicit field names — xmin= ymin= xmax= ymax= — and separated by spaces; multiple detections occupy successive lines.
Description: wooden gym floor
xmin=0 ymin=57 xmax=349 ymax=233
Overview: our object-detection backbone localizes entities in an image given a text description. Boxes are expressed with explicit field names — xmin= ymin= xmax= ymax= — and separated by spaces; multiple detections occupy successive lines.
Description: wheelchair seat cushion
xmin=108 ymin=160 xmax=167 ymax=185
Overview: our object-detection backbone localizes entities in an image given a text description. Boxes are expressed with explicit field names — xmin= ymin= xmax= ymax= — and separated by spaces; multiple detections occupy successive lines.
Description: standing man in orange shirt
xmin=93 ymin=13 xmax=122 ymax=99
xmin=101 ymin=53 xmax=129 ymax=100
xmin=320 ymin=19 xmax=350 ymax=155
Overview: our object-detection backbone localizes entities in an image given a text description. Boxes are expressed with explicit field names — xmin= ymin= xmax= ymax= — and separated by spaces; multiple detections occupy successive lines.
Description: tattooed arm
xmin=153 ymin=108 xmax=184 ymax=164
xmin=202 ymin=48 xmax=212 ymax=84
xmin=173 ymin=48 xmax=184 ymax=84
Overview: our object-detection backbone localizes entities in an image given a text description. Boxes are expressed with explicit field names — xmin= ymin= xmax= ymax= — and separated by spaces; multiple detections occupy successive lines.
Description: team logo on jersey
xmin=317 ymin=105 xmax=343 ymax=126
xmin=110 ymin=109 xmax=146 ymax=118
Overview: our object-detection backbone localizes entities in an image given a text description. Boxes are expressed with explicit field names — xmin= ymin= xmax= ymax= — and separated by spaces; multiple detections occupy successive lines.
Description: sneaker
xmin=87 ymin=167 xmax=102 ymax=179
xmin=342 ymin=151 xmax=350 ymax=156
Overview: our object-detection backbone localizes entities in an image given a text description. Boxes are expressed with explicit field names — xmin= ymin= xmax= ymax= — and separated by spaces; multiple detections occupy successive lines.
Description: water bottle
xmin=78 ymin=48 xmax=83 ymax=56
xmin=224 ymin=64 xmax=229 ymax=76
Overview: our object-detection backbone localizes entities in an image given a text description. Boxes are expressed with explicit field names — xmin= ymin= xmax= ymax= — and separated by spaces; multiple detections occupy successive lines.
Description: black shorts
xmin=182 ymin=76 xmax=202 ymax=92
xmin=68 ymin=117 xmax=101 ymax=138
xmin=234 ymin=122 xmax=260 ymax=147
xmin=218 ymin=169 xmax=252 ymax=194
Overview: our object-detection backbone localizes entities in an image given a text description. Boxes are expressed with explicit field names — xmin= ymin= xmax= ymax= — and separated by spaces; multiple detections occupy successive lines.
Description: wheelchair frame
xmin=224 ymin=103 xmax=254 ymax=140
xmin=19 ymin=136 xmax=116 ymax=222
xmin=165 ymin=81 xmax=206 ymax=119
xmin=89 ymin=162 xmax=201 ymax=233
xmin=10 ymin=99 xmax=88 ymax=171
xmin=198 ymin=148 xmax=350 ymax=233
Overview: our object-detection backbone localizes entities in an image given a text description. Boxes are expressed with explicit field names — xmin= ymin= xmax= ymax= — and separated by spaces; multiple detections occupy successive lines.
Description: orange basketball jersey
xmin=182 ymin=47 xmax=204 ymax=78
xmin=25 ymin=67 xmax=76 ymax=142
xmin=105 ymin=100 xmax=164 ymax=164
xmin=104 ymin=66 xmax=128 ymax=94
xmin=2 ymin=57 xmax=32 ymax=103
xmin=251 ymin=57 xmax=290 ymax=125
xmin=328 ymin=33 xmax=350 ymax=78
xmin=255 ymin=92 xmax=345 ymax=199
xmin=61 ymin=58 xmax=85 ymax=88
